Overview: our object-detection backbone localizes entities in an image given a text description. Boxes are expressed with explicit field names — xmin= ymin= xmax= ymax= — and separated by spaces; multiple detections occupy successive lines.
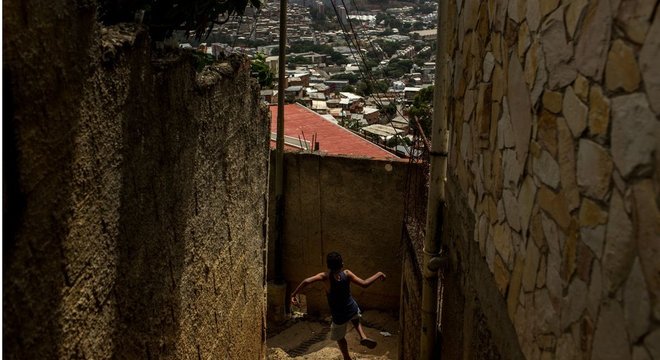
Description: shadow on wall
xmin=2 ymin=3 xmax=97 ymax=357
xmin=112 ymin=44 xmax=196 ymax=357
xmin=4 ymin=0 xmax=271 ymax=356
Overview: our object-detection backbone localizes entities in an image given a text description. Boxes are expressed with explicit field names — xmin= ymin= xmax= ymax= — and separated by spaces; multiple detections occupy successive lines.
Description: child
xmin=290 ymin=251 xmax=386 ymax=360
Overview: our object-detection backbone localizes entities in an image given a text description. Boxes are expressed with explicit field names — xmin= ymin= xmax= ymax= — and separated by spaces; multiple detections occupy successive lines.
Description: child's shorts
xmin=330 ymin=312 xmax=361 ymax=341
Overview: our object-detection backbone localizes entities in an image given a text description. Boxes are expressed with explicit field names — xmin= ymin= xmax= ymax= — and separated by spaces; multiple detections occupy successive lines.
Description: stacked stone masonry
xmin=399 ymin=228 xmax=424 ymax=359
xmin=444 ymin=0 xmax=660 ymax=358
xmin=3 ymin=2 xmax=270 ymax=358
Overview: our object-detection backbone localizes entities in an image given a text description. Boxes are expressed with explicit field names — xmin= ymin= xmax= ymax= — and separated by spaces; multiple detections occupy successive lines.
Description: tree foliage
xmin=382 ymin=58 xmax=413 ymax=78
xmin=378 ymin=102 xmax=397 ymax=120
xmin=274 ymin=41 xmax=347 ymax=65
xmin=355 ymin=79 xmax=389 ymax=96
xmin=375 ymin=13 xmax=402 ymax=29
xmin=342 ymin=84 xmax=356 ymax=93
xmin=330 ymin=73 xmax=360 ymax=85
xmin=289 ymin=55 xmax=309 ymax=65
xmin=408 ymin=85 xmax=434 ymax=136
xmin=99 ymin=0 xmax=262 ymax=41
xmin=251 ymin=53 xmax=274 ymax=88
xmin=375 ymin=40 xmax=400 ymax=57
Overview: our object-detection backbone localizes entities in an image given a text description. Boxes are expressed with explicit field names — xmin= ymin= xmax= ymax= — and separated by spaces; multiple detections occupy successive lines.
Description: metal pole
xmin=420 ymin=0 xmax=448 ymax=358
xmin=274 ymin=0 xmax=287 ymax=284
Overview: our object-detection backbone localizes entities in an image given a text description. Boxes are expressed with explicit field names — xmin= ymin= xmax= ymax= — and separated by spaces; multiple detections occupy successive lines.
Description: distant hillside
xmin=319 ymin=0 xmax=421 ymax=11
xmin=355 ymin=0 xmax=420 ymax=10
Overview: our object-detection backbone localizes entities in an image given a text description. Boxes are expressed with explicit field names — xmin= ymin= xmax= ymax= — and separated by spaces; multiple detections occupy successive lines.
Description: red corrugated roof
xmin=269 ymin=104 xmax=399 ymax=160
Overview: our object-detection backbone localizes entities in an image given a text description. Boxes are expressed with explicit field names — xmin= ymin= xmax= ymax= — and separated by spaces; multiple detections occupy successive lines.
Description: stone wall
xmin=3 ymin=3 xmax=270 ymax=358
xmin=398 ymin=228 xmax=423 ymax=359
xmin=268 ymin=153 xmax=408 ymax=316
xmin=441 ymin=0 xmax=660 ymax=358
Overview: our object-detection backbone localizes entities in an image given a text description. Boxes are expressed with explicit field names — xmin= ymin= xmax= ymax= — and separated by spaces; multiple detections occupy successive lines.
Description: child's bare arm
xmin=346 ymin=270 xmax=386 ymax=288
xmin=291 ymin=272 xmax=326 ymax=305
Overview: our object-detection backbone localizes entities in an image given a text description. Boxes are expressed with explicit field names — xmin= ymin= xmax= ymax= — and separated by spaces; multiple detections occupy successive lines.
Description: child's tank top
xmin=327 ymin=270 xmax=359 ymax=324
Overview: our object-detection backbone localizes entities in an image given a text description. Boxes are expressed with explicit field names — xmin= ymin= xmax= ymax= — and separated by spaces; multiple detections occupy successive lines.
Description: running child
xmin=290 ymin=251 xmax=386 ymax=360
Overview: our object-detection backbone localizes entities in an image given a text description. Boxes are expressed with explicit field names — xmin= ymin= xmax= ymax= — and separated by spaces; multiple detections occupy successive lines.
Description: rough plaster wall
xmin=268 ymin=153 xmax=407 ymax=316
xmin=443 ymin=0 xmax=660 ymax=358
xmin=3 ymin=5 xmax=270 ymax=359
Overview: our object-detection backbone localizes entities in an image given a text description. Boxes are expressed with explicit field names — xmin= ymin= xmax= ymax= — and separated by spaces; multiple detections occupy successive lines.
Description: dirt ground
xmin=267 ymin=311 xmax=398 ymax=360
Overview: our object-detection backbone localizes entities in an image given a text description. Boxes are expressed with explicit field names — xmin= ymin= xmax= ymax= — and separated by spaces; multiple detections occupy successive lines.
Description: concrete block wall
xmin=4 ymin=3 xmax=270 ymax=358
xmin=441 ymin=0 xmax=660 ymax=358
xmin=268 ymin=153 xmax=408 ymax=316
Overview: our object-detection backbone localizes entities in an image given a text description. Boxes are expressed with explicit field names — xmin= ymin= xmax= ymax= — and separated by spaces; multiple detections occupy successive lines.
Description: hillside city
xmin=179 ymin=0 xmax=439 ymax=157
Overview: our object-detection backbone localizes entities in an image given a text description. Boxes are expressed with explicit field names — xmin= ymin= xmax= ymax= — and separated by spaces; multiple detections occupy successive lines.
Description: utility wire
xmin=231 ymin=5 xmax=262 ymax=50
xmin=340 ymin=0 xmax=432 ymax=154
xmin=344 ymin=0 xmax=389 ymax=61
xmin=329 ymin=0 xmax=416 ymax=154
xmin=328 ymin=1 xmax=404 ymax=135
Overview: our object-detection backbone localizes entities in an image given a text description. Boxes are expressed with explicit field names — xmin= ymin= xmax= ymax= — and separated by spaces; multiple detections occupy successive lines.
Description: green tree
xmin=378 ymin=102 xmax=397 ymax=120
xmin=355 ymin=81 xmax=372 ymax=96
xmin=376 ymin=40 xmax=400 ymax=57
xmin=330 ymin=52 xmax=348 ymax=65
xmin=251 ymin=53 xmax=274 ymax=88
xmin=375 ymin=13 xmax=402 ymax=29
xmin=330 ymin=73 xmax=360 ymax=85
xmin=374 ymin=80 xmax=389 ymax=93
xmin=362 ymin=58 xmax=379 ymax=71
xmin=412 ymin=21 xmax=425 ymax=30
xmin=342 ymin=85 xmax=356 ymax=93
xmin=289 ymin=55 xmax=309 ymax=65
xmin=408 ymin=85 xmax=434 ymax=136
xmin=383 ymin=58 xmax=413 ymax=78
xmin=355 ymin=79 xmax=389 ymax=96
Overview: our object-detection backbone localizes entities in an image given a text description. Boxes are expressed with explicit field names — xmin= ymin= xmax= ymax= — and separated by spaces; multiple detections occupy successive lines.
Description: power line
xmin=342 ymin=0 xmax=433 ymax=153
xmin=328 ymin=0 xmax=417 ymax=155
xmin=231 ymin=5 xmax=263 ymax=49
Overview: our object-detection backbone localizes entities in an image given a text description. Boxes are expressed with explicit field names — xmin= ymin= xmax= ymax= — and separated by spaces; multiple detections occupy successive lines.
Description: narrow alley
xmin=3 ymin=0 xmax=659 ymax=359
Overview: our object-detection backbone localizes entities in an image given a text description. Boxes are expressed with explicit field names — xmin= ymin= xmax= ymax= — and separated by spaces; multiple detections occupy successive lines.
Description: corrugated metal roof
xmin=339 ymin=92 xmax=362 ymax=100
xmin=311 ymin=101 xmax=328 ymax=110
xmin=362 ymin=124 xmax=404 ymax=137
xmin=363 ymin=107 xmax=379 ymax=115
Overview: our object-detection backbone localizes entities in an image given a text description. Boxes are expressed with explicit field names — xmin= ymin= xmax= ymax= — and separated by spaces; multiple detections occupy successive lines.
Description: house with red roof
xmin=269 ymin=104 xmax=400 ymax=160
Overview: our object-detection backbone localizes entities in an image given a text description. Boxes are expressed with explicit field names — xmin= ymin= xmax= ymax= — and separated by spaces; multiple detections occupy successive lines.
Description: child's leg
xmin=351 ymin=318 xmax=377 ymax=349
xmin=351 ymin=318 xmax=368 ymax=340
xmin=337 ymin=338 xmax=351 ymax=360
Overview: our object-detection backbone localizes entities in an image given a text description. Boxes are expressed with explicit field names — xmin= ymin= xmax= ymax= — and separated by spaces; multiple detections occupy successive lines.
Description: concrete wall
xmin=440 ymin=0 xmax=660 ymax=358
xmin=268 ymin=153 xmax=407 ymax=316
xmin=3 ymin=3 xmax=270 ymax=358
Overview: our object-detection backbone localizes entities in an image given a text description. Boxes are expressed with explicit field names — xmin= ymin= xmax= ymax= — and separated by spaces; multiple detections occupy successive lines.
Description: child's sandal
xmin=360 ymin=338 xmax=377 ymax=349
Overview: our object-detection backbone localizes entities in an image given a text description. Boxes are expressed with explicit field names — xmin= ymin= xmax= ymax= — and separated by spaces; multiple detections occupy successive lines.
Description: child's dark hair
xmin=326 ymin=252 xmax=343 ymax=272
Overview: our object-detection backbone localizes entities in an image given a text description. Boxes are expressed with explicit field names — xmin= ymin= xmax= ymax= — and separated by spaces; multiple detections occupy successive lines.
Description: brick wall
xmin=3 ymin=4 xmax=270 ymax=358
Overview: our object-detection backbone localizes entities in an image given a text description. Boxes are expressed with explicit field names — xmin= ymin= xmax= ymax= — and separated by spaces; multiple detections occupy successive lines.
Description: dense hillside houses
xmin=179 ymin=0 xmax=438 ymax=157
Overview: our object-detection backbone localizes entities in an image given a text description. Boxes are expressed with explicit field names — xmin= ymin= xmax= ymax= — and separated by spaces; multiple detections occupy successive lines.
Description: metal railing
xmin=402 ymin=117 xmax=430 ymax=253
